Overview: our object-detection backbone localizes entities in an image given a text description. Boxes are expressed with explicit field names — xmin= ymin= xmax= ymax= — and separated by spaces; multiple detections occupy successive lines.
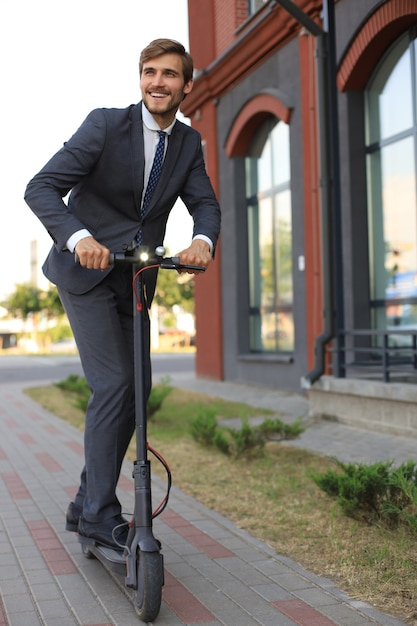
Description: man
xmin=25 ymin=39 xmax=221 ymax=549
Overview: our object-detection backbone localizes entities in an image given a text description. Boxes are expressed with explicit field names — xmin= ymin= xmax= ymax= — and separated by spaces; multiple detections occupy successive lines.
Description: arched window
xmin=365 ymin=29 xmax=417 ymax=332
xmin=245 ymin=117 xmax=293 ymax=352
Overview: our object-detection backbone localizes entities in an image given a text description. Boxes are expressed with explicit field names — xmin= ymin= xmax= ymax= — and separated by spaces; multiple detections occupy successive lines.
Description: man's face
xmin=140 ymin=53 xmax=193 ymax=126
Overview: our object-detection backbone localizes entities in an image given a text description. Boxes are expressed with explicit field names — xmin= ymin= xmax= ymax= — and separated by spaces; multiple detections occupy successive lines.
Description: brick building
xmin=185 ymin=0 xmax=417 ymax=433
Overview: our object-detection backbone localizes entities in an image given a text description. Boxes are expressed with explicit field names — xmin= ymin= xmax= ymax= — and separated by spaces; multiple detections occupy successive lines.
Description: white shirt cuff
xmin=193 ymin=234 xmax=213 ymax=255
xmin=66 ymin=229 xmax=92 ymax=253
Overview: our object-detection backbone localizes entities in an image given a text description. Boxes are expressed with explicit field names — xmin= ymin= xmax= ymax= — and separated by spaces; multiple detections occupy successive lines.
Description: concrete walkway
xmin=0 ymin=373 xmax=411 ymax=626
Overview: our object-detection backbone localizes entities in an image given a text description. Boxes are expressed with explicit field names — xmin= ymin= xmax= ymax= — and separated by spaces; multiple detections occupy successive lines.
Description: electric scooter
xmin=78 ymin=245 xmax=205 ymax=622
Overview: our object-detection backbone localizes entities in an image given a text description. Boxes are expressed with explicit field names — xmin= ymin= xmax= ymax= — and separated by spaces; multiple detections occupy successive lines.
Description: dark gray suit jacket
xmin=24 ymin=102 xmax=221 ymax=299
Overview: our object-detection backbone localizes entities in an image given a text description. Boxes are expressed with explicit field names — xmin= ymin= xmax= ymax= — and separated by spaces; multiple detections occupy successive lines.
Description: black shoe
xmin=66 ymin=502 xmax=82 ymax=532
xmin=78 ymin=515 xmax=129 ymax=550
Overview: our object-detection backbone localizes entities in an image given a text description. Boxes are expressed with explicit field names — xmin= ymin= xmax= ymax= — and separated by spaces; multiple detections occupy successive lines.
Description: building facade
xmin=186 ymin=0 xmax=417 ymax=429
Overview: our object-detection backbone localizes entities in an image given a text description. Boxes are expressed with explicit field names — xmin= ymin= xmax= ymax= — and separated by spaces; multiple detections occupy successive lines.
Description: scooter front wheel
xmin=134 ymin=550 xmax=164 ymax=622
xmin=81 ymin=542 xmax=95 ymax=559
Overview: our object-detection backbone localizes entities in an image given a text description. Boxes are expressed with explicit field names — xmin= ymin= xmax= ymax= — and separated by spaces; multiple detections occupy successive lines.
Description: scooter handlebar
xmin=159 ymin=256 xmax=206 ymax=272
xmin=108 ymin=250 xmax=206 ymax=273
xmin=75 ymin=247 xmax=206 ymax=272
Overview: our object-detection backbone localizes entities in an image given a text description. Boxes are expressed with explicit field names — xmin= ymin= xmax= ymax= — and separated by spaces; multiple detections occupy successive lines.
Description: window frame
xmin=365 ymin=28 xmax=417 ymax=332
xmin=245 ymin=116 xmax=294 ymax=354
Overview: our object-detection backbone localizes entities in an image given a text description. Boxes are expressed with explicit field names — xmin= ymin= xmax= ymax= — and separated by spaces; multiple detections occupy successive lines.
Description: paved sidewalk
xmin=0 ymin=375 xmax=411 ymax=626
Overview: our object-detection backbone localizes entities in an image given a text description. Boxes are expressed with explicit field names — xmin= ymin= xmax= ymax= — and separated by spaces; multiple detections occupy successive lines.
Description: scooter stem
xmin=124 ymin=265 xmax=161 ymax=589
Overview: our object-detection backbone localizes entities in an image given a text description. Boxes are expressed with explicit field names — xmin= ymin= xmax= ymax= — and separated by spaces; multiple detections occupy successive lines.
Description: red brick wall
xmin=188 ymin=0 xmax=216 ymax=70
xmin=214 ymin=0 xmax=249 ymax=55
xmin=192 ymin=100 xmax=224 ymax=380
xmin=188 ymin=0 xmax=255 ymax=69
xmin=236 ymin=0 xmax=248 ymax=25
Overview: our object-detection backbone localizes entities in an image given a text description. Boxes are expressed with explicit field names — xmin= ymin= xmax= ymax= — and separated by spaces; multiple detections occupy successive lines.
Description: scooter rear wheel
xmin=134 ymin=550 xmax=164 ymax=622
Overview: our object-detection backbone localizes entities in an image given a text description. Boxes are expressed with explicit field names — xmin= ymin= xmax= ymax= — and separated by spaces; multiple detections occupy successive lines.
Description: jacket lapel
xmin=129 ymin=103 xmax=145 ymax=213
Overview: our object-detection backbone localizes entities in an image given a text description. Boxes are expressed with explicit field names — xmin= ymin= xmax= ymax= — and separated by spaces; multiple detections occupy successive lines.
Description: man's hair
xmin=139 ymin=39 xmax=194 ymax=84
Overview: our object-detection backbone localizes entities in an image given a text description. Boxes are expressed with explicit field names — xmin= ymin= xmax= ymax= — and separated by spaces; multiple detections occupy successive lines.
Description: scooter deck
xmin=78 ymin=535 xmax=126 ymax=577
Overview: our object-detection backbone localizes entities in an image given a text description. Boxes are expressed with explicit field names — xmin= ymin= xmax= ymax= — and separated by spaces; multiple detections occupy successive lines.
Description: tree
xmin=154 ymin=270 xmax=194 ymax=313
xmin=4 ymin=283 xmax=64 ymax=319
xmin=5 ymin=284 xmax=42 ymax=319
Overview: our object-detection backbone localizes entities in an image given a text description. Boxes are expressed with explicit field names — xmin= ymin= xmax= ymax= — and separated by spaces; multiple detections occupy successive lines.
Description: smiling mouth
xmin=149 ymin=91 xmax=169 ymax=99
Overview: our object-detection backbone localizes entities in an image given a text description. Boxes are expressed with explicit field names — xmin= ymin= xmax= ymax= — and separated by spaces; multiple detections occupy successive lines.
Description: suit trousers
xmin=57 ymin=264 xmax=151 ymax=523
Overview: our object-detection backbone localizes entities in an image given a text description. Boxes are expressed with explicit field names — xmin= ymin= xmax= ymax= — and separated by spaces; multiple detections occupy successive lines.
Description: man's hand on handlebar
xmin=74 ymin=236 xmax=111 ymax=271
xmin=75 ymin=238 xmax=209 ymax=274
xmin=176 ymin=239 xmax=212 ymax=274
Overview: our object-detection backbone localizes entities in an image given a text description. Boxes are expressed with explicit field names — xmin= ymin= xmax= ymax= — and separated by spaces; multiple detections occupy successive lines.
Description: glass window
xmin=365 ymin=30 xmax=417 ymax=333
xmin=248 ymin=0 xmax=268 ymax=16
xmin=366 ymin=36 xmax=413 ymax=143
xmin=246 ymin=118 xmax=293 ymax=352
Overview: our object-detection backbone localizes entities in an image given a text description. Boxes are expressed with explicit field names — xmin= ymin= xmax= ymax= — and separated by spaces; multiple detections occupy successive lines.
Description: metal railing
xmin=332 ymin=329 xmax=417 ymax=383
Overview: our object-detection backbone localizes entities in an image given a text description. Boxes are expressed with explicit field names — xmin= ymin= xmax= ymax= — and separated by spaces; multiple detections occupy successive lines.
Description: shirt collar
xmin=141 ymin=102 xmax=176 ymax=135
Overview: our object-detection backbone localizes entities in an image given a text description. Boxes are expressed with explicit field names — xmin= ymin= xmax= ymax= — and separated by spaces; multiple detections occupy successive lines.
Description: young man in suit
xmin=25 ymin=39 xmax=221 ymax=549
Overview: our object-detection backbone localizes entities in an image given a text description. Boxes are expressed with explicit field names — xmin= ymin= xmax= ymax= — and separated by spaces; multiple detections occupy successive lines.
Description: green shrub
xmin=213 ymin=429 xmax=231 ymax=455
xmin=190 ymin=413 xmax=304 ymax=458
xmin=227 ymin=418 xmax=265 ymax=457
xmin=258 ymin=416 xmax=304 ymax=440
xmin=55 ymin=374 xmax=88 ymax=394
xmin=147 ymin=377 xmax=173 ymax=418
xmin=55 ymin=375 xmax=90 ymax=411
xmin=312 ymin=459 xmax=417 ymax=530
xmin=190 ymin=408 xmax=218 ymax=445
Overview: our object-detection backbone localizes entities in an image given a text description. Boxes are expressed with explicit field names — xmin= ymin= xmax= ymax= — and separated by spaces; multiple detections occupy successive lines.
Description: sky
xmin=0 ymin=0 xmax=192 ymax=301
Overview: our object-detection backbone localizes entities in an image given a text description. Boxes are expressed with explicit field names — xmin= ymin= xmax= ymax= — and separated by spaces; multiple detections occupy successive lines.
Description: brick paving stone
xmin=294 ymin=586 xmax=341 ymax=607
xmin=8 ymin=614 xmax=44 ymax=626
xmin=251 ymin=582 xmax=292 ymax=602
xmin=274 ymin=598 xmax=337 ymax=624
xmin=163 ymin=570 xmax=216 ymax=623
